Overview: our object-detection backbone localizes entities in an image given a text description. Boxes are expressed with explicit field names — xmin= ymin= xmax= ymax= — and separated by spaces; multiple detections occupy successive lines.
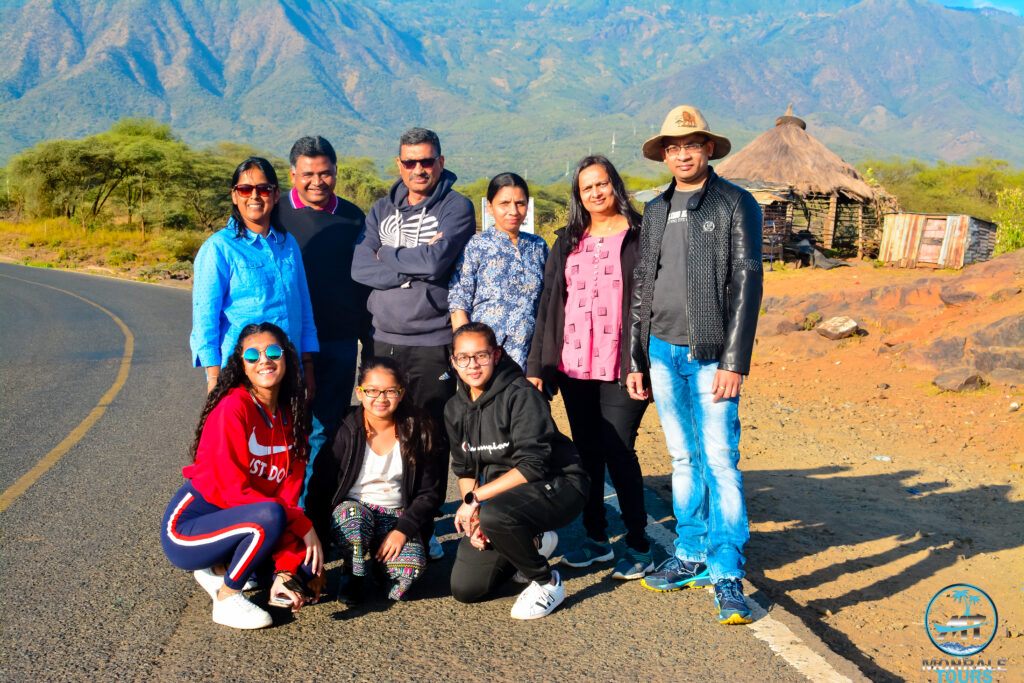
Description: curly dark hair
xmin=357 ymin=357 xmax=434 ymax=467
xmin=189 ymin=322 xmax=310 ymax=463
xmin=565 ymin=154 xmax=641 ymax=255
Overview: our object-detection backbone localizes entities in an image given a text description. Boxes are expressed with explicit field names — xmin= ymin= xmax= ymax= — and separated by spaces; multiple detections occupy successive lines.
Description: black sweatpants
xmin=558 ymin=373 xmax=650 ymax=553
xmin=449 ymin=473 xmax=587 ymax=603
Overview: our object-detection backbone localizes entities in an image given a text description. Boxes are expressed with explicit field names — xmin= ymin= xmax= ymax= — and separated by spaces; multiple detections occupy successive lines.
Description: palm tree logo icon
xmin=925 ymin=584 xmax=998 ymax=656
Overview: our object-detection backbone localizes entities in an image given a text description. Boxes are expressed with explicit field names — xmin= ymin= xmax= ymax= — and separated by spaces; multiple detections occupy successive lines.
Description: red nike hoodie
xmin=183 ymin=386 xmax=312 ymax=572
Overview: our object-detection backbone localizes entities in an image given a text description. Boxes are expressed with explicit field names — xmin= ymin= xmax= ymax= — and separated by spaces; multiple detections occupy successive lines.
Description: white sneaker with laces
xmin=428 ymin=534 xmax=444 ymax=561
xmin=510 ymin=570 xmax=565 ymax=620
xmin=211 ymin=592 xmax=272 ymax=629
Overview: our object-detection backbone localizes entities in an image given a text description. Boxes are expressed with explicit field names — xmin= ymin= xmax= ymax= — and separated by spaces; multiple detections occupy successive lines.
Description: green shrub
xmin=994 ymin=188 xmax=1024 ymax=255
xmin=802 ymin=312 xmax=822 ymax=330
xmin=106 ymin=248 xmax=137 ymax=266
xmin=156 ymin=231 xmax=206 ymax=262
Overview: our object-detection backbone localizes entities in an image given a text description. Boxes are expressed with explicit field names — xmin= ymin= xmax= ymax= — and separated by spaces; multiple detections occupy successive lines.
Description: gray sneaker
xmin=611 ymin=547 xmax=655 ymax=580
xmin=560 ymin=539 xmax=614 ymax=568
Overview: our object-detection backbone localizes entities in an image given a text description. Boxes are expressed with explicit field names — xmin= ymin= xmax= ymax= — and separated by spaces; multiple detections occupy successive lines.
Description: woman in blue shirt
xmin=190 ymin=157 xmax=319 ymax=394
xmin=448 ymin=173 xmax=548 ymax=370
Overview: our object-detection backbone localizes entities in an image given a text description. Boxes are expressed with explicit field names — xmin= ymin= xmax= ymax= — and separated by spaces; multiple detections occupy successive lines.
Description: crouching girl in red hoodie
xmin=160 ymin=322 xmax=323 ymax=629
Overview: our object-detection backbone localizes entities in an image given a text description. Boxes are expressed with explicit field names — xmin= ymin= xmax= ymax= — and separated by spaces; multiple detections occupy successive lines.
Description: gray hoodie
xmin=351 ymin=169 xmax=476 ymax=346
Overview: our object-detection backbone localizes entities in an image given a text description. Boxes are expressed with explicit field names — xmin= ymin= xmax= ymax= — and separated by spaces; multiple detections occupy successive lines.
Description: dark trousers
xmin=450 ymin=473 xmax=587 ymax=603
xmin=558 ymin=373 xmax=650 ymax=552
xmin=372 ymin=340 xmax=455 ymax=526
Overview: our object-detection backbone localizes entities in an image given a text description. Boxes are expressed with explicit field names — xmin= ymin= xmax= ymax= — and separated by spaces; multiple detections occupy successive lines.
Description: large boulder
xmin=969 ymin=314 xmax=1024 ymax=348
xmin=970 ymin=347 xmax=1024 ymax=372
xmin=933 ymin=367 xmax=985 ymax=392
xmin=986 ymin=367 xmax=1024 ymax=389
xmin=816 ymin=316 xmax=859 ymax=340
xmin=939 ymin=285 xmax=979 ymax=306
xmin=758 ymin=330 xmax=832 ymax=359
xmin=903 ymin=336 xmax=966 ymax=371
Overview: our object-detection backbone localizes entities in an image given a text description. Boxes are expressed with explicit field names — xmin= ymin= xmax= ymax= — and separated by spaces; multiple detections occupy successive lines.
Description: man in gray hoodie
xmin=352 ymin=129 xmax=475 ymax=558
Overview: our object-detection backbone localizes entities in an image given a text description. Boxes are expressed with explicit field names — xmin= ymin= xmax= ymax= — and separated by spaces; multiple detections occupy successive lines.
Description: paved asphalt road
xmin=0 ymin=263 xmax=857 ymax=681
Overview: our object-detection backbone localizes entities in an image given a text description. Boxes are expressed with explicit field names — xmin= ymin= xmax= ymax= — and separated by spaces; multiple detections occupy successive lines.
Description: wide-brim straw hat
xmin=642 ymin=105 xmax=732 ymax=161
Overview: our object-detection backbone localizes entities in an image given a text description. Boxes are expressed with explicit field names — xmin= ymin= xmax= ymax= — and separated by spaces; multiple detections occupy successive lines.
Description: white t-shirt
xmin=348 ymin=440 xmax=404 ymax=508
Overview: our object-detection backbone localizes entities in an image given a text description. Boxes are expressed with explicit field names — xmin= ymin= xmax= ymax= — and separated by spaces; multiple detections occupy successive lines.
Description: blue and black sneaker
xmin=714 ymin=578 xmax=753 ymax=625
xmin=640 ymin=557 xmax=712 ymax=591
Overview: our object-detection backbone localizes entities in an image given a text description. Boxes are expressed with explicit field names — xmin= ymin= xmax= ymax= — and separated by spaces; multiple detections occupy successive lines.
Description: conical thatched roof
xmin=717 ymin=106 xmax=875 ymax=202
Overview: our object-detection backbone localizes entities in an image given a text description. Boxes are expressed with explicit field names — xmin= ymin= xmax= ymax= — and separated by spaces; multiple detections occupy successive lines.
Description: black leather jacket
xmin=629 ymin=168 xmax=763 ymax=377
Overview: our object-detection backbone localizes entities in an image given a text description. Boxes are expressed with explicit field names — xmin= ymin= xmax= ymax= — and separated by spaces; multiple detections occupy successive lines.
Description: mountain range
xmin=1 ymin=0 xmax=1022 ymax=182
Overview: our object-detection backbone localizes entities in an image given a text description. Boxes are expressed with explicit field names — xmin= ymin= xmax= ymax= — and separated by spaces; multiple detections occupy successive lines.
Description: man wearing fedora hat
xmin=626 ymin=105 xmax=763 ymax=625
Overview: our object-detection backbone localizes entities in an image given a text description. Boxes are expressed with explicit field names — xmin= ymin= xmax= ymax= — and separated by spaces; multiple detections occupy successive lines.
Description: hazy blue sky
xmin=936 ymin=0 xmax=1023 ymax=14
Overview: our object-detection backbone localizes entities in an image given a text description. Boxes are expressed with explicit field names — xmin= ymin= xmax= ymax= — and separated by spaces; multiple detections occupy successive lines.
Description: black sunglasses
xmin=233 ymin=183 xmax=277 ymax=197
xmin=398 ymin=157 xmax=437 ymax=170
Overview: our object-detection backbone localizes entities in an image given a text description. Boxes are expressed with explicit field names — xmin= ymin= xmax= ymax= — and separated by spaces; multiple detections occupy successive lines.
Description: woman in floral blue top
xmin=448 ymin=173 xmax=548 ymax=370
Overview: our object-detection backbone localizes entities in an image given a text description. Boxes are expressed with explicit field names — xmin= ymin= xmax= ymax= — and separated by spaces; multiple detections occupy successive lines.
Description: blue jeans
xmin=299 ymin=338 xmax=358 ymax=507
xmin=648 ymin=335 xmax=748 ymax=583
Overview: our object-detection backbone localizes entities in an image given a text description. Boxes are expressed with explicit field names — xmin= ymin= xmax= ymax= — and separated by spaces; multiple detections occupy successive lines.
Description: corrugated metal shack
xmin=878 ymin=213 xmax=997 ymax=269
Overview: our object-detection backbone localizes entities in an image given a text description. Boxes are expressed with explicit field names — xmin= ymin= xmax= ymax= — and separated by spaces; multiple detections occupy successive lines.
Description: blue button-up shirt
xmin=448 ymin=229 xmax=548 ymax=369
xmin=190 ymin=219 xmax=319 ymax=367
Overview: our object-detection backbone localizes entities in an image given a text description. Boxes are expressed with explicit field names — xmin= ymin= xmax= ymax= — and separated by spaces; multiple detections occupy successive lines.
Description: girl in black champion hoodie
xmin=445 ymin=322 xmax=588 ymax=620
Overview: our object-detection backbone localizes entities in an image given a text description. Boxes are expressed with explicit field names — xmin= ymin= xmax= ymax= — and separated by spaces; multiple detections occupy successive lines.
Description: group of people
xmin=160 ymin=104 xmax=764 ymax=630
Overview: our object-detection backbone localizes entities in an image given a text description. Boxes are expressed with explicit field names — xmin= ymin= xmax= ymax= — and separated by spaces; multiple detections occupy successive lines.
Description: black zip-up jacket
xmin=629 ymin=168 xmax=763 ymax=376
xmin=304 ymin=405 xmax=443 ymax=546
xmin=525 ymin=225 xmax=640 ymax=392
xmin=446 ymin=355 xmax=587 ymax=486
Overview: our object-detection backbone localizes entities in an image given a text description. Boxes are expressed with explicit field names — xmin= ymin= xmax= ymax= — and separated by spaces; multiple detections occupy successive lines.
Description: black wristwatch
xmin=464 ymin=491 xmax=480 ymax=506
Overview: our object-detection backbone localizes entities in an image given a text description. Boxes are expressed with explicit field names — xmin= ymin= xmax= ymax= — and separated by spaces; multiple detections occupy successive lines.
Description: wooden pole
xmin=139 ymin=175 xmax=145 ymax=241
xmin=856 ymin=203 xmax=864 ymax=259
xmin=824 ymin=192 xmax=838 ymax=250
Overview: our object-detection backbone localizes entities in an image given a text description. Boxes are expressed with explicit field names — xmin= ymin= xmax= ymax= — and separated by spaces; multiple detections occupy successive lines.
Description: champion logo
xmin=248 ymin=429 xmax=291 ymax=457
xmin=702 ymin=221 xmax=715 ymax=232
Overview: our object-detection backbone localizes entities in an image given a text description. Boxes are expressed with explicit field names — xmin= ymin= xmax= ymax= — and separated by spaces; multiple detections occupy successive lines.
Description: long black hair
xmin=565 ymin=154 xmax=641 ymax=254
xmin=358 ymin=357 xmax=434 ymax=467
xmin=229 ymin=156 xmax=282 ymax=238
xmin=189 ymin=322 xmax=309 ymax=463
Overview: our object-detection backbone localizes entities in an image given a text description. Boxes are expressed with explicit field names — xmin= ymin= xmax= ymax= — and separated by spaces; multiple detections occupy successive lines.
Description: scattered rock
xmin=816 ymin=316 xmax=859 ymax=340
xmin=903 ymin=337 xmax=966 ymax=370
xmin=939 ymin=285 xmax=978 ymax=306
xmin=757 ymin=313 xmax=802 ymax=337
xmin=877 ymin=382 xmax=890 ymax=389
xmin=1010 ymin=402 xmax=1021 ymax=413
xmin=990 ymin=286 xmax=1022 ymax=302
xmin=932 ymin=367 xmax=985 ymax=392
xmin=985 ymin=367 xmax=1024 ymax=389
xmin=877 ymin=342 xmax=911 ymax=355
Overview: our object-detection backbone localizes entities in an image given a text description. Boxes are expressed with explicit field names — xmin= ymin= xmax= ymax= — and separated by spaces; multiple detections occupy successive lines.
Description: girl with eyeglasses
xmin=304 ymin=357 xmax=442 ymax=603
xmin=190 ymin=156 xmax=319 ymax=399
xmin=525 ymin=155 xmax=654 ymax=581
xmin=445 ymin=322 xmax=588 ymax=619
xmin=161 ymin=323 xmax=323 ymax=629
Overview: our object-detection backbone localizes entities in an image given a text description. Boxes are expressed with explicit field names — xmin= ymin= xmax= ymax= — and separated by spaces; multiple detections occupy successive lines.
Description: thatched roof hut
xmin=717 ymin=106 xmax=891 ymax=257
xmin=717 ymin=105 xmax=874 ymax=202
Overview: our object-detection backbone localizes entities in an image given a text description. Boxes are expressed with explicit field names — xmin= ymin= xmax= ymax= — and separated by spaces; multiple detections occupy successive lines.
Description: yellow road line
xmin=0 ymin=273 xmax=135 ymax=513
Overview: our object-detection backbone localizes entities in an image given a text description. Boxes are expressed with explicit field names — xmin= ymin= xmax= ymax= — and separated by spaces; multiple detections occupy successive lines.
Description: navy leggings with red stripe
xmin=161 ymin=482 xmax=287 ymax=591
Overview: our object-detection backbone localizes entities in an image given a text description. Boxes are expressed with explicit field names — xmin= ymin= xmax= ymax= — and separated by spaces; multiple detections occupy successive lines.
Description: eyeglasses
xmin=452 ymin=351 xmax=493 ymax=368
xmin=358 ymin=387 xmax=403 ymax=399
xmin=664 ymin=142 xmax=706 ymax=158
xmin=398 ymin=157 xmax=437 ymax=170
xmin=242 ymin=344 xmax=283 ymax=363
xmin=233 ymin=183 xmax=277 ymax=197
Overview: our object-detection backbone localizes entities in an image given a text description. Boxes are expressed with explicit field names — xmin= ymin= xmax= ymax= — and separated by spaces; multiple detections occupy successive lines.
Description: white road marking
xmin=603 ymin=484 xmax=853 ymax=683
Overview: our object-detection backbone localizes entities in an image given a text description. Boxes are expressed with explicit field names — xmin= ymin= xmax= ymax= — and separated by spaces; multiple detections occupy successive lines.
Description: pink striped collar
xmin=289 ymin=187 xmax=339 ymax=214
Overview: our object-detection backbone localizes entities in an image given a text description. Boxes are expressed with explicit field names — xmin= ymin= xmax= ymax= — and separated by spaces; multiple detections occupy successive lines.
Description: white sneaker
xmin=510 ymin=570 xmax=565 ymax=620
xmin=194 ymin=568 xmax=223 ymax=600
xmin=537 ymin=531 xmax=558 ymax=558
xmin=428 ymin=534 xmax=444 ymax=561
xmin=195 ymin=568 xmax=256 ymax=597
xmin=211 ymin=592 xmax=272 ymax=629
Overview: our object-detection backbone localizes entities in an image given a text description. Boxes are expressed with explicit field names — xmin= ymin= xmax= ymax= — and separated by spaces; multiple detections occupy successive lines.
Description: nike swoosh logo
xmin=248 ymin=429 xmax=290 ymax=457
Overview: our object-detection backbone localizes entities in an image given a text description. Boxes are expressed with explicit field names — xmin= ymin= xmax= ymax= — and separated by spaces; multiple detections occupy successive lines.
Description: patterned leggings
xmin=329 ymin=500 xmax=426 ymax=600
